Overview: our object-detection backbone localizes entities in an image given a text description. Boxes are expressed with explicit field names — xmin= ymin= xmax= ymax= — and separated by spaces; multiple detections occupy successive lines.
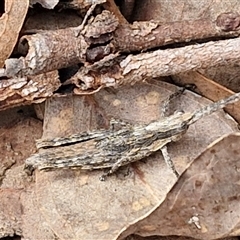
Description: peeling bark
xmin=1 ymin=6 xmax=240 ymax=105
xmin=0 ymin=71 xmax=60 ymax=111
xmin=72 ymin=37 xmax=240 ymax=92
xmin=113 ymin=12 xmax=240 ymax=52
xmin=3 ymin=10 xmax=118 ymax=78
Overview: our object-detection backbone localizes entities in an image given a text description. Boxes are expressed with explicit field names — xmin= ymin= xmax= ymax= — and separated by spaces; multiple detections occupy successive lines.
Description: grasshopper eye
xmin=174 ymin=110 xmax=185 ymax=115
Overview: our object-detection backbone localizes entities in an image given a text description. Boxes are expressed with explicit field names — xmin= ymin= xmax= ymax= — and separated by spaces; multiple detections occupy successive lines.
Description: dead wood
xmin=2 ymin=10 xmax=118 ymax=78
xmin=113 ymin=12 xmax=240 ymax=52
xmin=72 ymin=37 xmax=240 ymax=92
xmin=0 ymin=71 xmax=60 ymax=111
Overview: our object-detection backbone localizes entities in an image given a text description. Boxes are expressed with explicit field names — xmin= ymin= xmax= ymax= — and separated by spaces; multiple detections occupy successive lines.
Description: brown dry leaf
xmin=0 ymin=113 xmax=57 ymax=238
xmin=0 ymin=70 xmax=60 ymax=111
xmin=0 ymin=117 xmax=42 ymax=185
xmin=0 ymin=0 xmax=29 ymax=67
xmin=132 ymin=0 xmax=240 ymax=22
xmin=21 ymin=186 xmax=60 ymax=239
xmin=199 ymin=65 xmax=240 ymax=93
xmin=0 ymin=189 xmax=22 ymax=238
xmin=0 ymin=107 xmax=43 ymax=238
xmin=23 ymin=9 xmax=82 ymax=33
xmin=120 ymin=133 xmax=240 ymax=240
xmin=172 ymin=71 xmax=240 ymax=123
xmin=26 ymin=81 xmax=239 ymax=239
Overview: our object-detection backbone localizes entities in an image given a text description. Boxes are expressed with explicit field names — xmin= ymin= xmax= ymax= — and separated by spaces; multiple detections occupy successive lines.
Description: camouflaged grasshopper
xmin=25 ymin=91 xmax=240 ymax=180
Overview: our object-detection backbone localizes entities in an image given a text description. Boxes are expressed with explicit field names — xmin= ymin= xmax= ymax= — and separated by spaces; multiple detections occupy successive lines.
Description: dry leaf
xmin=0 ymin=112 xmax=43 ymax=238
xmin=172 ymin=71 xmax=240 ymax=123
xmin=120 ymin=133 xmax=240 ymax=239
xmin=199 ymin=64 xmax=240 ymax=93
xmin=132 ymin=0 xmax=240 ymax=22
xmin=1 ymin=2 xmax=240 ymax=239
xmin=24 ymin=81 xmax=238 ymax=239
xmin=21 ymin=187 xmax=59 ymax=239
xmin=0 ymin=0 xmax=29 ymax=67
xmin=22 ymin=9 xmax=82 ymax=33
xmin=0 ymin=189 xmax=22 ymax=238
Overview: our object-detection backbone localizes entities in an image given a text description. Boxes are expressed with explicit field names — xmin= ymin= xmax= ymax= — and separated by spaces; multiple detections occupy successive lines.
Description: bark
xmin=72 ymin=37 xmax=240 ymax=92
xmin=2 ymin=10 xmax=118 ymax=78
xmin=1 ymin=4 xmax=240 ymax=107
xmin=2 ymin=10 xmax=240 ymax=79
xmin=113 ymin=12 xmax=240 ymax=52
xmin=0 ymin=71 xmax=60 ymax=111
